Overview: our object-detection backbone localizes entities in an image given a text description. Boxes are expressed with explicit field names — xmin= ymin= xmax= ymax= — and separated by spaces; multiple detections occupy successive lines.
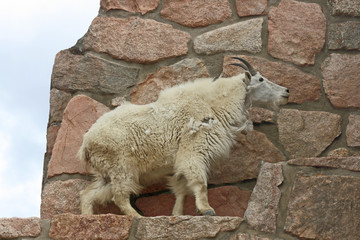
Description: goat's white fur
xmin=79 ymin=71 xmax=289 ymax=217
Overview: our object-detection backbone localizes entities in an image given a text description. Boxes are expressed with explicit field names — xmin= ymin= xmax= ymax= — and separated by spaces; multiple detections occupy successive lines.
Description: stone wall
xmin=1 ymin=0 xmax=360 ymax=239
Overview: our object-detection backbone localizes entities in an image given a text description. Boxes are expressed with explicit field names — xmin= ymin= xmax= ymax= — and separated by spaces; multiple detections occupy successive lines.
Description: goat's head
xmin=231 ymin=57 xmax=289 ymax=109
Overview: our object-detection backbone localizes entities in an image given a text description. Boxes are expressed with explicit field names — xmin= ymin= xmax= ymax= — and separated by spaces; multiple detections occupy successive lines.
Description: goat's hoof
xmin=202 ymin=209 xmax=216 ymax=216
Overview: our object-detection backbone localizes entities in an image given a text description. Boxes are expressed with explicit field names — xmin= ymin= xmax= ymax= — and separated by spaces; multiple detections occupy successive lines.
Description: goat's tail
xmin=78 ymin=142 xmax=94 ymax=174
xmin=77 ymin=141 xmax=90 ymax=164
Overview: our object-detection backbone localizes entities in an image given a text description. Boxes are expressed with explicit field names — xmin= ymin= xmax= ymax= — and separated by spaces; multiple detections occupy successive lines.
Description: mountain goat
xmin=79 ymin=57 xmax=289 ymax=217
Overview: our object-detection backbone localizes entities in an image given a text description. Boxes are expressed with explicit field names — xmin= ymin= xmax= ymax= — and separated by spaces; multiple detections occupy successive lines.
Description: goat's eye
xmin=259 ymin=78 xmax=264 ymax=82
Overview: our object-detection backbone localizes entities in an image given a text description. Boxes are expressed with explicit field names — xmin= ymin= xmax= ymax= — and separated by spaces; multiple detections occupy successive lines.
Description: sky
xmin=0 ymin=0 xmax=99 ymax=218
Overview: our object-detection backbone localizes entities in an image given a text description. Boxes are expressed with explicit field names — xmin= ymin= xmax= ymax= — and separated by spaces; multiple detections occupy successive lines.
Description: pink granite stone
xmin=235 ymin=0 xmax=267 ymax=17
xmin=278 ymin=109 xmax=341 ymax=158
xmin=346 ymin=114 xmax=360 ymax=147
xmin=322 ymin=54 xmax=360 ymax=109
xmin=285 ymin=174 xmax=360 ymax=239
xmin=50 ymin=213 xmax=134 ymax=240
xmin=268 ymin=0 xmax=326 ymax=65
xmin=83 ymin=17 xmax=190 ymax=64
xmin=244 ymin=163 xmax=283 ymax=233
xmin=47 ymin=95 xmax=109 ymax=177
xmin=136 ymin=215 xmax=243 ymax=240
xmin=100 ymin=0 xmax=160 ymax=14
xmin=161 ymin=0 xmax=232 ymax=27
xmin=0 ymin=217 xmax=41 ymax=239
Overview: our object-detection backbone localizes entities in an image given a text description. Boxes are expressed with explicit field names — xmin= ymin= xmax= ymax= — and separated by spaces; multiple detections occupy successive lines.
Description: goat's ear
xmin=244 ymin=71 xmax=251 ymax=85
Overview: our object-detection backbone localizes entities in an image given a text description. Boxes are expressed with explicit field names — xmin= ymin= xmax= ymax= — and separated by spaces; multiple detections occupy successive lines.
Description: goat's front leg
xmin=175 ymin=154 xmax=216 ymax=216
xmin=187 ymin=179 xmax=216 ymax=216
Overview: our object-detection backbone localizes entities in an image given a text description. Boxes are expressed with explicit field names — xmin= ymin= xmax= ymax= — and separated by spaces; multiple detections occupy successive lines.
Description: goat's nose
xmin=286 ymin=89 xmax=289 ymax=93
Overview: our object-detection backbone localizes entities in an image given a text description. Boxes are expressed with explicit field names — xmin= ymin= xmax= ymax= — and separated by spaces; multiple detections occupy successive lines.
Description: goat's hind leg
xmin=169 ymin=174 xmax=188 ymax=216
xmin=110 ymin=172 xmax=142 ymax=217
xmin=80 ymin=177 xmax=112 ymax=215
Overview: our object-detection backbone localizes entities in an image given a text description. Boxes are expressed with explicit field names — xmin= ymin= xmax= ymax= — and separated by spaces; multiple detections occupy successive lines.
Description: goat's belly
xmin=139 ymin=166 xmax=174 ymax=187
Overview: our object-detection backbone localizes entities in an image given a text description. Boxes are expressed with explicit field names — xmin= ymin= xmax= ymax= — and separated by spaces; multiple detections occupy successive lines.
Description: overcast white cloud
xmin=0 ymin=0 xmax=99 ymax=217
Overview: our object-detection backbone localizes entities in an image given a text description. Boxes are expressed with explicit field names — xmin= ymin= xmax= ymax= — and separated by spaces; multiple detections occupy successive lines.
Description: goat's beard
xmin=250 ymin=95 xmax=288 ymax=111
xmin=278 ymin=96 xmax=289 ymax=106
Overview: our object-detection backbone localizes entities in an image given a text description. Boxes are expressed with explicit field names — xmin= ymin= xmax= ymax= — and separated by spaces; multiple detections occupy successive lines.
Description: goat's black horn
xmin=230 ymin=63 xmax=248 ymax=71
xmin=231 ymin=57 xmax=257 ymax=76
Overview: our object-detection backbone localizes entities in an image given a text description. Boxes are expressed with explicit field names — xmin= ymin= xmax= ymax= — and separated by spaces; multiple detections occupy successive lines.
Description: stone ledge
xmin=135 ymin=215 xmax=243 ymax=240
xmin=49 ymin=213 xmax=134 ymax=240
xmin=288 ymin=156 xmax=360 ymax=172
xmin=47 ymin=214 xmax=243 ymax=240
xmin=0 ymin=217 xmax=41 ymax=239
xmin=0 ymin=215 xmax=251 ymax=240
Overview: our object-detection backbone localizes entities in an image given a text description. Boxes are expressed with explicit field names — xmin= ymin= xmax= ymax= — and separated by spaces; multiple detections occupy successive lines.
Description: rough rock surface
xmin=92 ymin=203 xmax=122 ymax=216
xmin=161 ymin=0 xmax=232 ymax=27
xmin=322 ymin=53 xmax=360 ymax=109
xmin=230 ymin=233 xmax=276 ymax=240
xmin=111 ymin=96 xmax=127 ymax=107
xmin=235 ymin=0 xmax=267 ymax=17
xmin=49 ymin=213 xmax=134 ymax=240
xmin=328 ymin=21 xmax=360 ymax=50
xmin=47 ymin=95 xmax=110 ymax=177
xmin=285 ymin=174 xmax=360 ymax=240
xmin=46 ymin=125 xmax=60 ymax=154
xmin=327 ymin=147 xmax=351 ymax=157
xmin=41 ymin=179 xmax=89 ymax=219
xmin=347 ymin=114 xmax=360 ymax=147
xmin=278 ymin=109 xmax=342 ymax=158
xmin=136 ymin=186 xmax=251 ymax=217
xmin=249 ymin=107 xmax=274 ymax=124
xmin=140 ymin=182 xmax=168 ymax=195
xmin=83 ymin=17 xmax=190 ymax=63
xmin=194 ymin=18 xmax=263 ymax=55
xmin=131 ymin=58 xmax=209 ymax=105
xmin=49 ymin=89 xmax=72 ymax=123
xmin=135 ymin=215 xmax=243 ymax=240
xmin=268 ymin=0 xmax=326 ymax=65
xmin=41 ymin=179 xmax=127 ymax=218
xmin=100 ymin=0 xmax=160 ymax=14
xmin=328 ymin=0 xmax=360 ymax=16
xmin=223 ymin=55 xmax=321 ymax=104
xmin=209 ymin=131 xmax=285 ymax=184
xmin=244 ymin=163 xmax=283 ymax=233
xmin=51 ymin=50 xmax=139 ymax=94
xmin=288 ymin=156 xmax=360 ymax=172
xmin=0 ymin=217 xmax=41 ymax=239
